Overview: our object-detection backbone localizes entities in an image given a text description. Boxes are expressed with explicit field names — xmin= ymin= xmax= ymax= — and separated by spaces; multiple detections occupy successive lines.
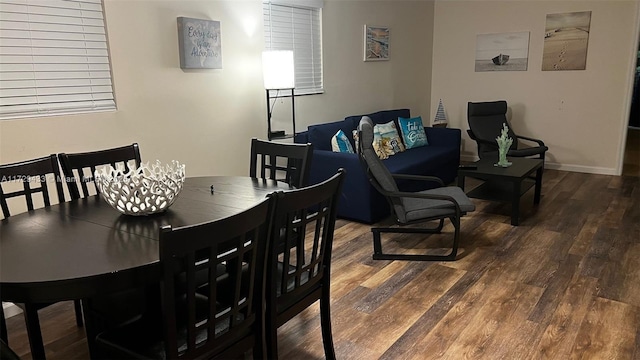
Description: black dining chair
xmin=95 ymin=196 xmax=276 ymax=359
xmin=58 ymin=143 xmax=141 ymax=199
xmin=265 ymin=169 xmax=345 ymax=360
xmin=0 ymin=154 xmax=83 ymax=359
xmin=250 ymin=138 xmax=313 ymax=188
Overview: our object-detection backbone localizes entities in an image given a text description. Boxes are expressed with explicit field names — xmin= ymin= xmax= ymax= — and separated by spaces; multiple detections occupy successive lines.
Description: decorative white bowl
xmin=94 ymin=160 xmax=186 ymax=216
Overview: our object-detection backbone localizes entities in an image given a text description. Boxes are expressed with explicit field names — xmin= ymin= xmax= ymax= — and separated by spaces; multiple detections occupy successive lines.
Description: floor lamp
xmin=262 ymin=50 xmax=295 ymax=140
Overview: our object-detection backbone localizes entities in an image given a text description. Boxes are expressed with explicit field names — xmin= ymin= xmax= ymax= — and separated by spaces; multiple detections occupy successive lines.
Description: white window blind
xmin=263 ymin=1 xmax=323 ymax=95
xmin=0 ymin=0 xmax=116 ymax=120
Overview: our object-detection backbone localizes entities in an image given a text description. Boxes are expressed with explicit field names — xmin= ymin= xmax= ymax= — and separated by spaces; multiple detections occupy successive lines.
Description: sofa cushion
xmin=308 ymin=120 xmax=356 ymax=151
xmin=345 ymin=109 xmax=410 ymax=126
xmin=383 ymin=145 xmax=459 ymax=175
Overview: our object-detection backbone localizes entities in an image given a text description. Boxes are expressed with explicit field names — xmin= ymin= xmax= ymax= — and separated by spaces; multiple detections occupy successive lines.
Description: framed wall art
xmin=475 ymin=31 xmax=530 ymax=72
xmin=364 ymin=25 xmax=389 ymax=61
xmin=542 ymin=11 xmax=591 ymax=71
xmin=177 ymin=17 xmax=222 ymax=69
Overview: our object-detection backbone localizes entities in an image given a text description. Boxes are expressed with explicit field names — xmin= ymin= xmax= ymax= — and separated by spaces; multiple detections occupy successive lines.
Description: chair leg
xmin=265 ymin=310 xmax=279 ymax=360
xmin=371 ymin=218 xmax=459 ymax=261
xmin=1 ymin=306 xmax=7 ymax=344
xmin=73 ymin=300 xmax=83 ymax=327
xmin=23 ymin=304 xmax=46 ymax=360
xmin=319 ymin=288 xmax=336 ymax=360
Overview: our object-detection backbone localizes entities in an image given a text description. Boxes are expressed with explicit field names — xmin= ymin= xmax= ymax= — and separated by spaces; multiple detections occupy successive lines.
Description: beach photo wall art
xmin=364 ymin=25 xmax=389 ymax=61
xmin=542 ymin=11 xmax=591 ymax=71
xmin=177 ymin=17 xmax=222 ymax=69
xmin=475 ymin=32 xmax=530 ymax=72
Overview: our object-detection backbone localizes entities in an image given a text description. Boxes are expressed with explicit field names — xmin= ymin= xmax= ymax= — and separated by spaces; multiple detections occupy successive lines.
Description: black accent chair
xmin=358 ymin=117 xmax=475 ymax=261
xmin=0 ymin=154 xmax=83 ymax=359
xmin=467 ymin=100 xmax=548 ymax=162
xmin=265 ymin=169 xmax=345 ymax=359
xmin=250 ymin=138 xmax=313 ymax=188
xmin=58 ymin=143 xmax=141 ymax=199
xmin=95 ymin=196 xmax=276 ymax=359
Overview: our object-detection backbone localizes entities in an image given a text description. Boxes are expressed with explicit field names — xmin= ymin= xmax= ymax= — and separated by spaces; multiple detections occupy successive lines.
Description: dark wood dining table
xmin=0 ymin=176 xmax=291 ymax=359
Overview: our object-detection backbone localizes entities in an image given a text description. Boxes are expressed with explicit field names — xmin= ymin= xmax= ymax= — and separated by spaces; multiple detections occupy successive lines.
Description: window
xmin=263 ymin=0 xmax=323 ymax=95
xmin=0 ymin=0 xmax=116 ymax=120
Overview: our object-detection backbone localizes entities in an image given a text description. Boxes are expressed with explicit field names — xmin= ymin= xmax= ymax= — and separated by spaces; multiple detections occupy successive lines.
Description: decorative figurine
xmin=495 ymin=123 xmax=513 ymax=167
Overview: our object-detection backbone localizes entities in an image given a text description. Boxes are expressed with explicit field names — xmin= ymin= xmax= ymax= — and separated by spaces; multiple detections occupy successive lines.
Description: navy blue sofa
xmin=294 ymin=109 xmax=461 ymax=224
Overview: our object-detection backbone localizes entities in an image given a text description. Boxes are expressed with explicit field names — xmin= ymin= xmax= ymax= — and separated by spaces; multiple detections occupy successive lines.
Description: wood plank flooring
xmin=4 ymin=169 xmax=639 ymax=359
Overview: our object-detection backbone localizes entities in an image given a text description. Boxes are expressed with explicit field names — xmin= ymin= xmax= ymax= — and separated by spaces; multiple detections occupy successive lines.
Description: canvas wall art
xmin=364 ymin=25 xmax=389 ymax=61
xmin=542 ymin=11 xmax=591 ymax=71
xmin=475 ymin=32 xmax=530 ymax=72
xmin=177 ymin=17 xmax=222 ymax=69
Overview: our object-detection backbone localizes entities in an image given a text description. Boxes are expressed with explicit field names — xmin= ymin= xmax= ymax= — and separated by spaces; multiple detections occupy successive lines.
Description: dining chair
xmin=265 ymin=168 xmax=346 ymax=360
xmin=95 ymin=196 xmax=276 ymax=359
xmin=58 ymin=143 xmax=141 ymax=199
xmin=249 ymin=138 xmax=313 ymax=188
xmin=0 ymin=154 xmax=84 ymax=358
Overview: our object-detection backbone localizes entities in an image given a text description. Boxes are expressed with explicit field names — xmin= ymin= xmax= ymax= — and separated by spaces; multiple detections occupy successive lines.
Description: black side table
xmin=457 ymin=157 xmax=543 ymax=226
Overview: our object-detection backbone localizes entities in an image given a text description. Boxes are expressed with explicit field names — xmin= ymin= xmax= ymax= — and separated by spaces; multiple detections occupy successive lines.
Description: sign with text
xmin=177 ymin=17 xmax=222 ymax=69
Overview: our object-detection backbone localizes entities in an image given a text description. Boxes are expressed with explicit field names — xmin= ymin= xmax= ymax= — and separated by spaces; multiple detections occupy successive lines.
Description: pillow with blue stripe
xmin=331 ymin=130 xmax=355 ymax=153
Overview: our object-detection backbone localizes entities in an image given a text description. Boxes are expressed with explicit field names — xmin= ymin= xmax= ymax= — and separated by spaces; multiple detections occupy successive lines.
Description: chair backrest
xmin=249 ymin=138 xmax=313 ymax=188
xmin=58 ymin=143 xmax=141 ymax=199
xmin=357 ymin=117 xmax=406 ymax=220
xmin=158 ymin=196 xmax=275 ymax=359
xmin=267 ymin=169 xmax=344 ymax=319
xmin=0 ymin=154 xmax=65 ymax=218
xmin=467 ymin=100 xmax=519 ymax=156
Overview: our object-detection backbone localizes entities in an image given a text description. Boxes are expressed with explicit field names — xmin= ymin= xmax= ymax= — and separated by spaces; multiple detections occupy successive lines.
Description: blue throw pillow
xmin=331 ymin=130 xmax=354 ymax=153
xmin=398 ymin=116 xmax=429 ymax=149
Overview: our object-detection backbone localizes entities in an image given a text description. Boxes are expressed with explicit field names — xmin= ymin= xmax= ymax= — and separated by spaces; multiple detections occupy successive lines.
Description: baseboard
xmin=460 ymin=155 xmax=618 ymax=176
xmin=544 ymin=162 xmax=618 ymax=175
xmin=2 ymin=302 xmax=22 ymax=319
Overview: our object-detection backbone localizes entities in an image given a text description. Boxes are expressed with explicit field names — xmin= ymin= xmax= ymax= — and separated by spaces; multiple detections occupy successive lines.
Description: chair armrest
xmin=391 ymin=173 xmax=445 ymax=186
xmin=515 ymin=134 xmax=545 ymax=147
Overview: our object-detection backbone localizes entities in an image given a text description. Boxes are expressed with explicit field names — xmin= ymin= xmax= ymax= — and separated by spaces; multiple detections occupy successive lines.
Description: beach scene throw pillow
xmin=373 ymin=121 xmax=405 ymax=159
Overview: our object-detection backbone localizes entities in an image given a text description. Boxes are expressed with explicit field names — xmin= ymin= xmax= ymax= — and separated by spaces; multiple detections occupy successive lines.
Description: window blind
xmin=0 ymin=0 xmax=116 ymax=120
xmin=263 ymin=1 xmax=323 ymax=95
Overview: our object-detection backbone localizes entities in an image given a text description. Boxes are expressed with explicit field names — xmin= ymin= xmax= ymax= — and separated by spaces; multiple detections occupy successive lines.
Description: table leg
xmin=534 ymin=167 xmax=543 ymax=205
xmin=81 ymin=298 xmax=102 ymax=360
xmin=511 ymin=181 xmax=521 ymax=226
xmin=23 ymin=305 xmax=46 ymax=360
xmin=457 ymin=174 xmax=465 ymax=190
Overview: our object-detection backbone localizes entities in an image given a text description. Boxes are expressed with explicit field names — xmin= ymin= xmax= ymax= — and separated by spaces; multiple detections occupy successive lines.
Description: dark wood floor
xmin=4 ymin=169 xmax=640 ymax=359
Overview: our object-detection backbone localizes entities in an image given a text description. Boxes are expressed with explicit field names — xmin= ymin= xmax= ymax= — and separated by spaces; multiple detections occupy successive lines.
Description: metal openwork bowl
xmin=94 ymin=160 xmax=185 ymax=216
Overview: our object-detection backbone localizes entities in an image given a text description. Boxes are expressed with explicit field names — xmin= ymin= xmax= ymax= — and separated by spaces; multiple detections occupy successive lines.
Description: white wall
xmin=0 ymin=0 xmax=435 ymax=177
xmin=431 ymin=0 xmax=640 ymax=175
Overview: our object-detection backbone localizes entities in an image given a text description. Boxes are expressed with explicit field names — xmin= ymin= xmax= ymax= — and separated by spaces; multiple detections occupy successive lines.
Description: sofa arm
xmin=308 ymin=149 xmax=388 ymax=223
xmin=294 ymin=131 xmax=309 ymax=144
xmin=425 ymin=127 xmax=461 ymax=149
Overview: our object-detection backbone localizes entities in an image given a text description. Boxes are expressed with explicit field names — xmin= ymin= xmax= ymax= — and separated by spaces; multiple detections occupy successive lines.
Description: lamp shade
xmin=262 ymin=50 xmax=295 ymax=89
